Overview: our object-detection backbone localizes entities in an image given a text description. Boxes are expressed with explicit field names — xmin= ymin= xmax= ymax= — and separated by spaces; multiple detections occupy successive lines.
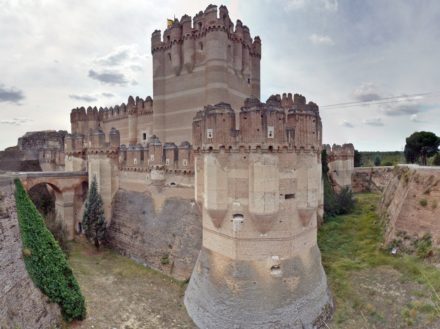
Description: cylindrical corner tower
xmin=185 ymin=99 xmax=332 ymax=329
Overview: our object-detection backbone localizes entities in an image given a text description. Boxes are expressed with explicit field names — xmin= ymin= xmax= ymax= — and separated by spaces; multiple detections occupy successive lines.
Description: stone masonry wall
xmin=352 ymin=166 xmax=394 ymax=193
xmin=0 ymin=179 xmax=61 ymax=329
xmin=380 ymin=166 xmax=440 ymax=246
xmin=107 ymin=189 xmax=202 ymax=281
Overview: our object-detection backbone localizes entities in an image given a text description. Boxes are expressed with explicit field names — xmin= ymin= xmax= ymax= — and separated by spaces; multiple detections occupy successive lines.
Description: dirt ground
xmin=330 ymin=265 xmax=440 ymax=329
xmin=67 ymin=239 xmax=195 ymax=329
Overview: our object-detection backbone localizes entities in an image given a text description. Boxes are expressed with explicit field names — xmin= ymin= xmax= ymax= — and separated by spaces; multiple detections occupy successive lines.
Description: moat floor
xmin=320 ymin=193 xmax=440 ymax=329
xmin=67 ymin=194 xmax=440 ymax=329
xmin=67 ymin=239 xmax=195 ymax=329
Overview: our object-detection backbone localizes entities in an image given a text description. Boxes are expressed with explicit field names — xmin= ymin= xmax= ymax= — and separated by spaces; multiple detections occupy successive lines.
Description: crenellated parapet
xmin=70 ymin=96 xmax=153 ymax=138
xmin=151 ymin=5 xmax=261 ymax=61
xmin=119 ymin=136 xmax=194 ymax=175
xmin=192 ymin=94 xmax=322 ymax=153
xmin=325 ymin=143 xmax=355 ymax=162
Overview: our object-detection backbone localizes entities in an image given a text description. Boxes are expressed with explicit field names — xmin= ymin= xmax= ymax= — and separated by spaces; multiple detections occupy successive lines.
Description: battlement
xmin=151 ymin=5 xmax=260 ymax=57
xmin=325 ymin=143 xmax=355 ymax=161
xmin=70 ymin=96 xmax=153 ymax=125
xmin=192 ymin=93 xmax=322 ymax=152
xmin=64 ymin=127 xmax=120 ymax=158
xmin=119 ymin=136 xmax=193 ymax=174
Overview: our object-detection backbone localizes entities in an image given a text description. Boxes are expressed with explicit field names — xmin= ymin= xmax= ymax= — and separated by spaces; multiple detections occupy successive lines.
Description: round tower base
xmin=184 ymin=246 xmax=333 ymax=329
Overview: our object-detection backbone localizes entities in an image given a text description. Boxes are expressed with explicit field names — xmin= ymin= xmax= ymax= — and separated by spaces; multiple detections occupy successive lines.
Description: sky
xmin=0 ymin=0 xmax=439 ymax=151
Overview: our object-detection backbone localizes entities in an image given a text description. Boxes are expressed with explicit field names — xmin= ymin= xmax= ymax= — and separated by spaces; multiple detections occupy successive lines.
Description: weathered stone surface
xmin=107 ymin=190 xmax=202 ymax=281
xmin=185 ymin=247 xmax=333 ymax=329
xmin=0 ymin=181 xmax=61 ymax=329
xmin=352 ymin=166 xmax=394 ymax=193
xmin=380 ymin=165 xmax=440 ymax=246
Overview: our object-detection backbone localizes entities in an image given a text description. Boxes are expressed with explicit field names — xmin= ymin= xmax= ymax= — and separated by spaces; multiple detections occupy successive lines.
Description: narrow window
xmin=207 ymin=128 xmax=213 ymax=139
xmin=268 ymin=126 xmax=274 ymax=139
xmin=168 ymin=53 xmax=171 ymax=61
xmin=166 ymin=158 xmax=170 ymax=165
xmin=199 ymin=42 xmax=203 ymax=51
xmin=183 ymin=159 xmax=188 ymax=167
xmin=142 ymin=133 xmax=147 ymax=141
xmin=285 ymin=194 xmax=295 ymax=200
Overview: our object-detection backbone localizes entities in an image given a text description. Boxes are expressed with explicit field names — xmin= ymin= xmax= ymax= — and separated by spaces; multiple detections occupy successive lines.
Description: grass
xmin=318 ymin=193 xmax=440 ymax=327
xmin=67 ymin=239 xmax=194 ymax=329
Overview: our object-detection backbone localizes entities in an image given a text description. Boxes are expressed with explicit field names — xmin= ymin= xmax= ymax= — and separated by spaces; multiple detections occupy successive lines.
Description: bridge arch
xmin=18 ymin=172 xmax=88 ymax=240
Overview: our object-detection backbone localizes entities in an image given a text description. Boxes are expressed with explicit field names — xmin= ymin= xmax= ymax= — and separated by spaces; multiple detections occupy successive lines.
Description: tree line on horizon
xmin=353 ymin=131 xmax=440 ymax=167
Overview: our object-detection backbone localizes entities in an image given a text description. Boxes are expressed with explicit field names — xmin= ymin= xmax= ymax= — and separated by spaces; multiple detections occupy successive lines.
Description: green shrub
xmin=44 ymin=212 xmax=71 ymax=256
xmin=433 ymin=153 xmax=440 ymax=166
xmin=160 ymin=254 xmax=170 ymax=265
xmin=413 ymin=234 xmax=433 ymax=258
xmin=321 ymin=150 xmax=355 ymax=219
xmin=419 ymin=199 xmax=428 ymax=207
xmin=14 ymin=179 xmax=86 ymax=321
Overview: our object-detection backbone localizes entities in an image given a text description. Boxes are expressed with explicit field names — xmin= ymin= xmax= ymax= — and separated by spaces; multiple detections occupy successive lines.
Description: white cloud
xmin=341 ymin=120 xmax=354 ymax=128
xmin=309 ymin=33 xmax=335 ymax=46
xmin=380 ymin=97 xmax=422 ymax=116
xmin=285 ymin=0 xmax=306 ymax=11
xmin=364 ymin=117 xmax=384 ymax=126
xmin=410 ymin=114 xmax=424 ymax=122
xmin=352 ymin=82 xmax=382 ymax=102
xmin=320 ymin=0 xmax=338 ymax=12
xmin=0 ymin=117 xmax=33 ymax=126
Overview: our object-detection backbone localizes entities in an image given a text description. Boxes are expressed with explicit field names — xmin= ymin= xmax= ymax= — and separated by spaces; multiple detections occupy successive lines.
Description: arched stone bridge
xmin=16 ymin=171 xmax=88 ymax=239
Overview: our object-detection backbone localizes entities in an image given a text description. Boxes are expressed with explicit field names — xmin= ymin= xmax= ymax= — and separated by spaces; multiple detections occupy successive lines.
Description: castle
xmin=63 ymin=4 xmax=334 ymax=328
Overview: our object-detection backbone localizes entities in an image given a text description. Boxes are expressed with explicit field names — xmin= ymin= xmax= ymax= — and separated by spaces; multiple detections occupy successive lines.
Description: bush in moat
xmin=14 ymin=179 xmax=86 ymax=321
xmin=322 ymin=150 xmax=355 ymax=219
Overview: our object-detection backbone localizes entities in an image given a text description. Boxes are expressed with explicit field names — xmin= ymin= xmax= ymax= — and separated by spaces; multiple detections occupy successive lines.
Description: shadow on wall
xmin=106 ymin=190 xmax=202 ymax=281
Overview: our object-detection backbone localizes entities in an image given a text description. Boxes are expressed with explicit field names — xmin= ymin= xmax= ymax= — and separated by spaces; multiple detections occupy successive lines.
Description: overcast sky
xmin=1 ymin=0 xmax=439 ymax=151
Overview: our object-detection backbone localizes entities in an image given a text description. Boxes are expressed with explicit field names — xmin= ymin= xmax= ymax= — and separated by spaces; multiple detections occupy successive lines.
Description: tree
xmin=374 ymin=155 xmax=381 ymax=166
xmin=82 ymin=176 xmax=106 ymax=249
xmin=354 ymin=149 xmax=362 ymax=167
xmin=404 ymin=131 xmax=440 ymax=165
xmin=433 ymin=153 xmax=440 ymax=166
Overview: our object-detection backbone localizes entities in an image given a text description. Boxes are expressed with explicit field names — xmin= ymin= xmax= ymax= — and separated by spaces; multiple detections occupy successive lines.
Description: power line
xmin=320 ymin=91 xmax=440 ymax=110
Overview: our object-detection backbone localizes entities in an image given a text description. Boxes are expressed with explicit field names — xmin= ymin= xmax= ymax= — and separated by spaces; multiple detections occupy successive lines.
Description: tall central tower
xmin=184 ymin=95 xmax=333 ymax=328
xmin=151 ymin=5 xmax=261 ymax=144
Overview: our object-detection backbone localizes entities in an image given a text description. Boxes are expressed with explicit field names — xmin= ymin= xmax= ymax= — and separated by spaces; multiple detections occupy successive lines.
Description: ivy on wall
xmin=14 ymin=179 xmax=86 ymax=321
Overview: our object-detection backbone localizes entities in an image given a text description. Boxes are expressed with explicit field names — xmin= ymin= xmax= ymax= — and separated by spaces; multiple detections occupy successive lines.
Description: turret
xmin=151 ymin=29 xmax=162 ymax=50
xmin=170 ymin=20 xmax=182 ymax=75
xmin=127 ymin=96 xmax=138 ymax=145
xmin=178 ymin=141 xmax=192 ymax=170
xmin=109 ymin=127 xmax=120 ymax=148
xmin=90 ymin=128 xmax=105 ymax=148
xmin=185 ymin=93 xmax=332 ymax=329
xmin=163 ymin=142 xmax=178 ymax=169
xmin=64 ymin=134 xmax=73 ymax=153
xmin=193 ymin=103 xmax=236 ymax=148
xmin=147 ymin=135 xmax=163 ymax=166
xmin=181 ymin=15 xmax=195 ymax=73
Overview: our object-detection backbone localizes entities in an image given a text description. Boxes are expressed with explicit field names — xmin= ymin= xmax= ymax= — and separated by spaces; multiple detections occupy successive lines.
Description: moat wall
xmin=0 ymin=180 xmax=61 ymax=329
xmin=107 ymin=187 xmax=202 ymax=281
xmin=352 ymin=166 xmax=394 ymax=193
xmin=380 ymin=165 xmax=440 ymax=246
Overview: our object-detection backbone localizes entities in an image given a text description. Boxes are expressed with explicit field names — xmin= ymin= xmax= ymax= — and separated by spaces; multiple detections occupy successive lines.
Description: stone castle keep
xmin=52 ymin=4 xmax=335 ymax=328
